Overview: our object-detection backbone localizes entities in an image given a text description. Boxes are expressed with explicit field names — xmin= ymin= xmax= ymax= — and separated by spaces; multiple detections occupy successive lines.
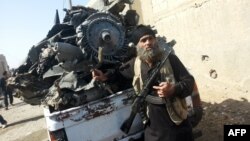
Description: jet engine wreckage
xmin=8 ymin=1 xmax=176 ymax=112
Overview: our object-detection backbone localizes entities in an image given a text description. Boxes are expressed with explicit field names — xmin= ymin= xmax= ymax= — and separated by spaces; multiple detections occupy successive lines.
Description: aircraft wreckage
xmin=7 ymin=0 xmax=173 ymax=110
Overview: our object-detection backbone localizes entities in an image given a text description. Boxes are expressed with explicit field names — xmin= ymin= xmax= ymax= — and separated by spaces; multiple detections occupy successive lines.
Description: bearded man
xmin=92 ymin=25 xmax=194 ymax=141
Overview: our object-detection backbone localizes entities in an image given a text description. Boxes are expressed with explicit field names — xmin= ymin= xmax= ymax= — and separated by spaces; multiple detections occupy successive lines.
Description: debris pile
xmin=8 ymin=1 xmax=139 ymax=111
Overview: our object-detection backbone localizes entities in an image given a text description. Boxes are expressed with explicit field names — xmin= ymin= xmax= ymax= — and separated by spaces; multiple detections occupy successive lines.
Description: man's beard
xmin=136 ymin=44 xmax=164 ymax=64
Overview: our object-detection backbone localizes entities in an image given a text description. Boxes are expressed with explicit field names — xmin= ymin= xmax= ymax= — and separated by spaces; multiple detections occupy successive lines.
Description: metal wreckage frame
xmin=8 ymin=0 xmax=143 ymax=110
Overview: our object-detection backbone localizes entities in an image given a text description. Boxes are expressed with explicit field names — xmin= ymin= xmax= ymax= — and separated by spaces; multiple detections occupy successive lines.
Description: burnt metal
xmin=8 ymin=1 xmax=141 ymax=111
xmin=79 ymin=12 xmax=126 ymax=63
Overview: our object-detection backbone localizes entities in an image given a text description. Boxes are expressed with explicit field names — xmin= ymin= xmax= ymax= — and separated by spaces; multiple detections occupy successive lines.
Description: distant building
xmin=0 ymin=54 xmax=9 ymax=78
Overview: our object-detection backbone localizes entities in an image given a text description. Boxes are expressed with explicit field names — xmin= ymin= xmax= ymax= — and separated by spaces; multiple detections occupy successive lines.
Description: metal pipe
xmin=68 ymin=0 xmax=72 ymax=10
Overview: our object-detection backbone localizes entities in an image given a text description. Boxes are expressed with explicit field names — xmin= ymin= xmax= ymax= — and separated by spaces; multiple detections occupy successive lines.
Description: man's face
xmin=136 ymin=35 xmax=163 ymax=63
xmin=137 ymin=35 xmax=156 ymax=50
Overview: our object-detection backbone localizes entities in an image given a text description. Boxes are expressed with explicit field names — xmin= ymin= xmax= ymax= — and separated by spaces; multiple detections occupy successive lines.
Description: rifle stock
xmin=120 ymin=110 xmax=137 ymax=133
xmin=120 ymin=89 xmax=148 ymax=133
xmin=120 ymin=49 xmax=172 ymax=134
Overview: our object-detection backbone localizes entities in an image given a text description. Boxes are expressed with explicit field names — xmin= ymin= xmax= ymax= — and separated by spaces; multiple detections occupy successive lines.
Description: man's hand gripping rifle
xmin=120 ymin=49 xmax=172 ymax=134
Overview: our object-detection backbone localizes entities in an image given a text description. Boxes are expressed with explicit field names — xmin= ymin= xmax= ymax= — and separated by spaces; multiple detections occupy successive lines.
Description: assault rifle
xmin=120 ymin=49 xmax=172 ymax=134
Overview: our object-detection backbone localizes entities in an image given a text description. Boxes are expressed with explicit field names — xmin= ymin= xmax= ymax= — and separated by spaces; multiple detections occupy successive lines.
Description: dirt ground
xmin=195 ymin=82 xmax=250 ymax=141
xmin=0 ymin=98 xmax=48 ymax=141
xmin=0 ymin=83 xmax=249 ymax=141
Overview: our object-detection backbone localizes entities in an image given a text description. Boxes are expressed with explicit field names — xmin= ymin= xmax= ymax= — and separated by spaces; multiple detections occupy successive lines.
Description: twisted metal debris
xmin=8 ymin=1 xmax=139 ymax=111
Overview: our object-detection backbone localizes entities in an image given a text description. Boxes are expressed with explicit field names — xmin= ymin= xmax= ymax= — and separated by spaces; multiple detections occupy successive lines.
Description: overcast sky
xmin=0 ymin=0 xmax=89 ymax=68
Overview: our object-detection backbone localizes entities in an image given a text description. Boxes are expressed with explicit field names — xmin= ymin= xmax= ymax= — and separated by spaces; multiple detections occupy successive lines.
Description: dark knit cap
xmin=130 ymin=24 xmax=156 ymax=45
